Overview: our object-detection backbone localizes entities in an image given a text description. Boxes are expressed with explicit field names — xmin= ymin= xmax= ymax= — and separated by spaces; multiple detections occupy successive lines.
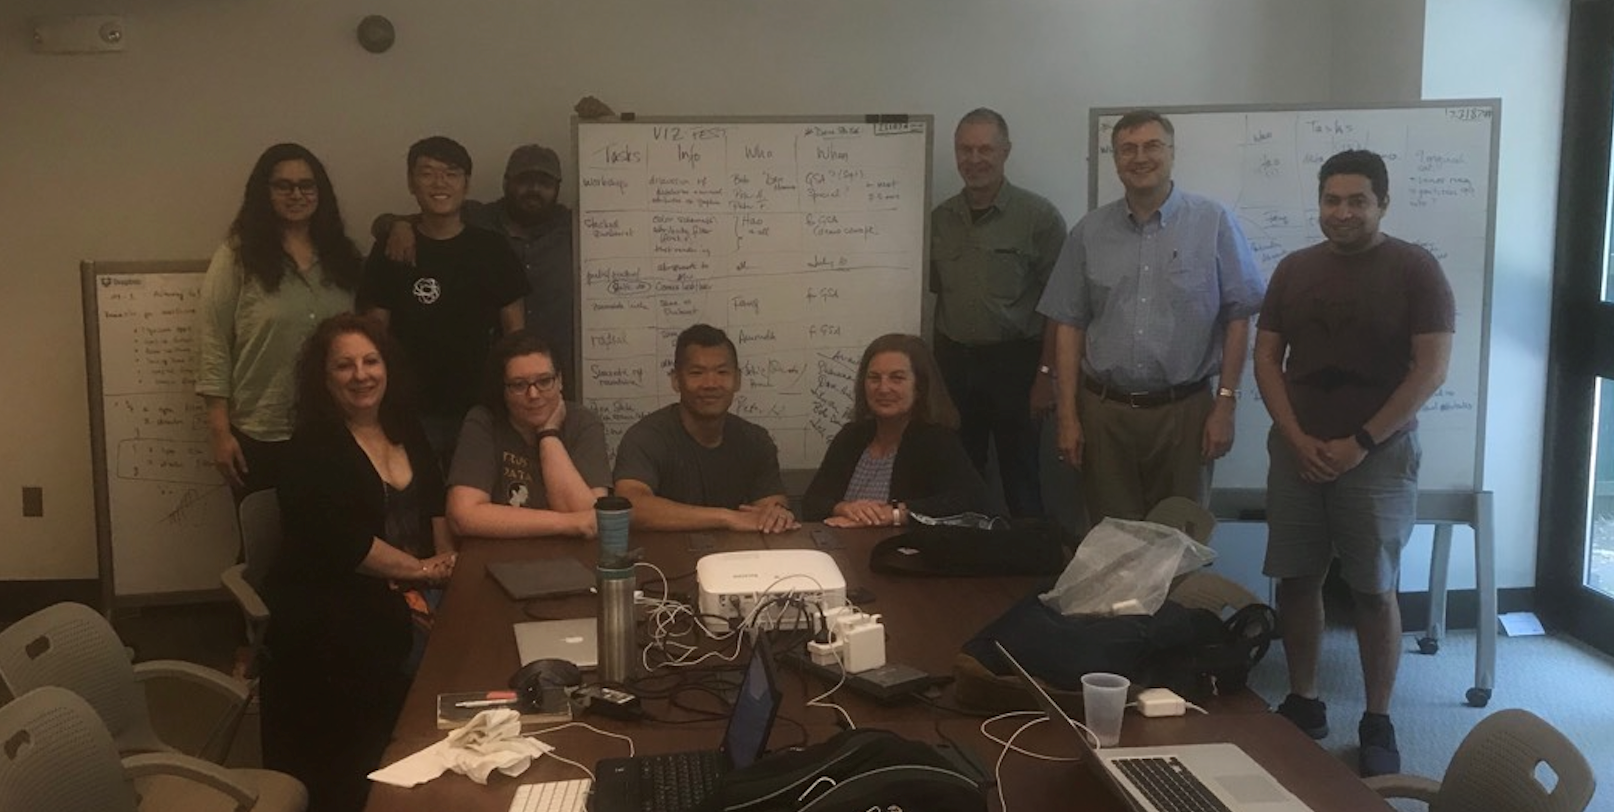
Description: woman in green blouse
xmin=196 ymin=143 xmax=363 ymax=498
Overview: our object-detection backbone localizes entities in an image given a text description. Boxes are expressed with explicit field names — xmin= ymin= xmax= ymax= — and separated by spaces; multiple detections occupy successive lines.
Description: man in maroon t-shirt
xmin=1253 ymin=149 xmax=1455 ymax=778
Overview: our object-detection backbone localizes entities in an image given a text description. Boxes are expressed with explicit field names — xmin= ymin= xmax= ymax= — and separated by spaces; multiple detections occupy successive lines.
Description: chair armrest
xmin=1363 ymin=773 xmax=1441 ymax=802
xmin=222 ymin=564 xmax=271 ymax=623
xmin=133 ymin=660 xmax=251 ymax=705
xmin=124 ymin=752 xmax=260 ymax=808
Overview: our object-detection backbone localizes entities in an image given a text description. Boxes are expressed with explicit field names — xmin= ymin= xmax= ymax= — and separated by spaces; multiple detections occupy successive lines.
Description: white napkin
xmin=368 ymin=708 xmax=556 ymax=787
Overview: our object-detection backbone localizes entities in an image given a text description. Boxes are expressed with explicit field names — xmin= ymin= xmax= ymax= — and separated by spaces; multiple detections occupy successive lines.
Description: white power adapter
xmin=1136 ymin=687 xmax=1187 ymax=717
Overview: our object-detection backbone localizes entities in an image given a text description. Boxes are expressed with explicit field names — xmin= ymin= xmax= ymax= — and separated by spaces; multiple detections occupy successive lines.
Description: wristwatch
xmin=535 ymin=428 xmax=563 ymax=443
xmin=1216 ymin=386 xmax=1238 ymax=400
xmin=1354 ymin=428 xmax=1379 ymax=452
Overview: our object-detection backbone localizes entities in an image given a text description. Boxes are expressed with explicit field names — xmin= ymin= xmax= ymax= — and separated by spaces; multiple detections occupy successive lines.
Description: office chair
xmin=0 ymin=601 xmax=248 ymax=764
xmin=221 ymin=488 xmax=282 ymax=679
xmin=1144 ymin=496 xmax=1218 ymax=545
xmin=1365 ymin=708 xmax=1595 ymax=812
xmin=0 ymin=685 xmax=306 ymax=812
xmin=1168 ymin=570 xmax=1260 ymax=618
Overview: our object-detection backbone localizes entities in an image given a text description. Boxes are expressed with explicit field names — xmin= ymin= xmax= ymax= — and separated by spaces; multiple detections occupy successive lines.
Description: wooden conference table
xmin=362 ymin=526 xmax=1390 ymax=812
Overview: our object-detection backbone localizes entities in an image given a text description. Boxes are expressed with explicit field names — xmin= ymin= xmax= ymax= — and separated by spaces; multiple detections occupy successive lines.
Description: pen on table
xmin=455 ymin=698 xmax=523 ymax=709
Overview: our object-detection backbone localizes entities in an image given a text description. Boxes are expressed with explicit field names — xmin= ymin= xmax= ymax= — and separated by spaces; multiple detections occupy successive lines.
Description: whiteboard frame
xmin=81 ymin=259 xmax=215 ymax=612
xmin=1088 ymin=100 xmax=1500 ymax=512
xmin=569 ymin=113 xmax=935 ymax=477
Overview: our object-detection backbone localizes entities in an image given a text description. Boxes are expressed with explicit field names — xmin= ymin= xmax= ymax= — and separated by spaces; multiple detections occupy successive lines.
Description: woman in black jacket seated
xmin=261 ymin=313 xmax=456 ymax=812
xmin=804 ymin=333 xmax=1001 ymax=526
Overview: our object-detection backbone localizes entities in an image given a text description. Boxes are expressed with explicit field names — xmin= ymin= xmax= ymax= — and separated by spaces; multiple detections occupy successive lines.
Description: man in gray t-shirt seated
xmin=613 ymin=324 xmax=798 ymax=534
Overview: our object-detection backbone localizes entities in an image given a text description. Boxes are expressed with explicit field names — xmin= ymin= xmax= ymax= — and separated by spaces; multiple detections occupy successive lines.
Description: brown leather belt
xmin=1082 ymin=376 xmax=1209 ymax=408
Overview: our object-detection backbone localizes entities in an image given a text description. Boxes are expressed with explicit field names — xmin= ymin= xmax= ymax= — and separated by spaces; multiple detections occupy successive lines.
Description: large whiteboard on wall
xmin=573 ymin=116 xmax=932 ymax=469
xmin=1091 ymin=102 xmax=1498 ymax=494
xmin=82 ymin=262 xmax=237 ymax=603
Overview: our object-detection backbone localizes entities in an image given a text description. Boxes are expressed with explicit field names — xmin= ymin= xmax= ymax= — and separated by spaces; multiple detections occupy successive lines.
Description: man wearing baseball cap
xmin=376 ymin=143 xmax=577 ymax=385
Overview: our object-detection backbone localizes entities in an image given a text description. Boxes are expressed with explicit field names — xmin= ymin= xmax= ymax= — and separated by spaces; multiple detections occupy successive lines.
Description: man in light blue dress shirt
xmin=1037 ymin=110 xmax=1265 ymax=524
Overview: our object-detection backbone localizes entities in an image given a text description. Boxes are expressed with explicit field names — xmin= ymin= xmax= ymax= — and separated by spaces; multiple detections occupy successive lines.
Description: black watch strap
xmin=1354 ymin=428 xmax=1378 ymax=452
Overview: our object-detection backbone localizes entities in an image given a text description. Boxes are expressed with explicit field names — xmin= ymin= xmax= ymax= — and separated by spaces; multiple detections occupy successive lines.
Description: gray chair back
xmin=0 ymin=602 xmax=167 ymax=754
xmin=1433 ymin=708 xmax=1595 ymax=812
xmin=0 ymin=686 xmax=139 ymax=812
xmin=238 ymin=488 xmax=283 ymax=589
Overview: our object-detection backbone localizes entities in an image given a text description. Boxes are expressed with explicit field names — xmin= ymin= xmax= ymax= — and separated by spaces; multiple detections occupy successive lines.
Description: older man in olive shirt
xmin=931 ymin=108 xmax=1067 ymax=517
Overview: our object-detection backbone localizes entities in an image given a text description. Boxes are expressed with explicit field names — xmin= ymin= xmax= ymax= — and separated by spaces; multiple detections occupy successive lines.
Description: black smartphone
xmin=689 ymin=532 xmax=716 ymax=552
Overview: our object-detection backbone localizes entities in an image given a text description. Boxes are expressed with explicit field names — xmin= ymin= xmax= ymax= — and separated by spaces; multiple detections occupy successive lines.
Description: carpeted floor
xmin=1246 ymin=626 xmax=1612 ymax=811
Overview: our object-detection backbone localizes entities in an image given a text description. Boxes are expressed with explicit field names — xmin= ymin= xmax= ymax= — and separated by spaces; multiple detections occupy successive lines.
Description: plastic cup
xmin=1081 ymin=672 xmax=1131 ymax=747
xmin=595 ymin=495 xmax=632 ymax=566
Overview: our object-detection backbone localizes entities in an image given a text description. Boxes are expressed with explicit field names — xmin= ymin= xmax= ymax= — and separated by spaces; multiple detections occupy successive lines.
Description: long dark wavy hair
xmin=293 ymin=313 xmax=418 ymax=443
xmin=851 ymin=334 xmax=959 ymax=429
xmin=229 ymin=143 xmax=362 ymax=293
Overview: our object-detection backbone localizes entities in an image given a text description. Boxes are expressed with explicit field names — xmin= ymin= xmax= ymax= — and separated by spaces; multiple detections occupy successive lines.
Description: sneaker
xmin=1274 ymin=693 xmax=1329 ymax=739
xmin=1358 ymin=713 xmax=1401 ymax=777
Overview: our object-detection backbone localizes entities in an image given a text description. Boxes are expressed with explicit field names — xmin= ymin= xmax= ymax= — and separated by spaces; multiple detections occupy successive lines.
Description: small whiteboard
xmin=573 ymin=116 xmax=933 ymax=470
xmin=82 ymin=261 xmax=237 ymax=604
xmin=1092 ymin=101 xmax=1498 ymax=494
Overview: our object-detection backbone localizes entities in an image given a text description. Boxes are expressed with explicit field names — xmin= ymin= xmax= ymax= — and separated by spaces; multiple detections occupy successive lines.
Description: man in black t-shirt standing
xmin=359 ymin=136 xmax=529 ymax=464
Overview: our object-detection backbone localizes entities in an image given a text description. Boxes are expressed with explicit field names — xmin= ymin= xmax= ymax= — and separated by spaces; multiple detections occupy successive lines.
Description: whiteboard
xmin=1092 ymin=102 xmax=1498 ymax=494
xmin=82 ymin=262 xmax=237 ymax=603
xmin=573 ymin=116 xmax=932 ymax=470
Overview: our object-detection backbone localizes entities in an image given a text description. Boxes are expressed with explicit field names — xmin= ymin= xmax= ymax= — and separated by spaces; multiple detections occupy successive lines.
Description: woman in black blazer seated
xmin=261 ymin=313 xmax=456 ymax=812
xmin=804 ymin=333 xmax=1001 ymax=526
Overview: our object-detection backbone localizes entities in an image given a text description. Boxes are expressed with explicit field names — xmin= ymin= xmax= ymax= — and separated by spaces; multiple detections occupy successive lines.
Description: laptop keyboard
xmin=619 ymin=750 xmax=726 ymax=812
xmin=1112 ymin=756 xmax=1233 ymax=812
xmin=509 ymin=779 xmax=591 ymax=812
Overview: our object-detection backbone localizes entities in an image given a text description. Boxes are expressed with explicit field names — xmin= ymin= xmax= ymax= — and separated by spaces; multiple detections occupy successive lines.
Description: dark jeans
xmin=230 ymin=426 xmax=288 ymax=504
xmin=935 ymin=334 xmax=1044 ymax=517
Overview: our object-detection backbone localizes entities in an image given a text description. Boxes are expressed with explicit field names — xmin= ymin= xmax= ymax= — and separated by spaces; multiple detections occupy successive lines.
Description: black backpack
xmin=963 ymin=595 xmax=1278 ymax=703
xmin=697 ymin=728 xmax=986 ymax=812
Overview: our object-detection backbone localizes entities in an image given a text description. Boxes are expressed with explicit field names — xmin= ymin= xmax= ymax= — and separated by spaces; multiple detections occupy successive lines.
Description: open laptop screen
xmin=720 ymin=636 xmax=782 ymax=769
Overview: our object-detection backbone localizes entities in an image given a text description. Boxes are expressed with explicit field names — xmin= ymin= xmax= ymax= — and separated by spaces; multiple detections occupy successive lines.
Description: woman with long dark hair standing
xmin=196 ymin=143 xmax=362 ymax=497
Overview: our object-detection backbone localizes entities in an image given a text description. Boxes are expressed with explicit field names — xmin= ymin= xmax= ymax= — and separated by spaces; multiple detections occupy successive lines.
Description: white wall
xmin=1395 ymin=0 xmax=1568 ymax=594
xmin=1331 ymin=0 xmax=1425 ymax=103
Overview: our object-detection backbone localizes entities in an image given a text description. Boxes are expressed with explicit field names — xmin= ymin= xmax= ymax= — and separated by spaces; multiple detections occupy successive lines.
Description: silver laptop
xmin=514 ymin=618 xmax=599 ymax=668
xmin=992 ymin=641 xmax=1311 ymax=812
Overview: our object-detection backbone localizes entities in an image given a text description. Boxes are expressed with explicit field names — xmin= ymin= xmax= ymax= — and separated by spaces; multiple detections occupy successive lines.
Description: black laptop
xmin=592 ymin=637 xmax=782 ymax=812
xmin=487 ymin=557 xmax=595 ymax=601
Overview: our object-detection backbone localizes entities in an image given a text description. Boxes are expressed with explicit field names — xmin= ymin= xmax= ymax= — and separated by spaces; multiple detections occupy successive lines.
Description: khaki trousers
xmin=1076 ymin=385 xmax=1213 ymax=524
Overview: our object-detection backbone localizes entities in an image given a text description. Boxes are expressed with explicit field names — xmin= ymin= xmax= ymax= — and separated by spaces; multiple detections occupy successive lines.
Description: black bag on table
xmin=696 ymin=728 xmax=986 ymax=812
xmin=868 ymin=518 xmax=1071 ymax=577
xmin=961 ymin=594 xmax=1278 ymax=703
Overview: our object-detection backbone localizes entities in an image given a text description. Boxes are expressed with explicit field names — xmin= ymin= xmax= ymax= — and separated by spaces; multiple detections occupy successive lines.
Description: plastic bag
xmin=1039 ymin=518 xmax=1217 ymax=617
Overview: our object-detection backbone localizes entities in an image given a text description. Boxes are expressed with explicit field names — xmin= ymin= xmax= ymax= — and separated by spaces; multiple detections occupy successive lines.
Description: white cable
xmin=803 ymin=642 xmax=855 ymax=729
xmin=527 ymin=720 xmax=639 ymax=780
xmin=1185 ymin=700 xmax=1208 ymax=715
xmin=993 ymin=716 xmax=1041 ymax=812
xmin=979 ymin=711 xmax=1079 ymax=760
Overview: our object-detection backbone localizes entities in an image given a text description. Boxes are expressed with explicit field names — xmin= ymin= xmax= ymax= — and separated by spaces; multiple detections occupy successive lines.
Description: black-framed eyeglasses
xmin=504 ymin=374 xmax=560 ymax=395
xmin=270 ymin=179 xmax=319 ymax=196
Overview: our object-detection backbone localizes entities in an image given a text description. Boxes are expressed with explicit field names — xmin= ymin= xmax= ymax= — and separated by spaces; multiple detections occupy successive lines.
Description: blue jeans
xmin=934 ymin=334 xmax=1044 ymax=517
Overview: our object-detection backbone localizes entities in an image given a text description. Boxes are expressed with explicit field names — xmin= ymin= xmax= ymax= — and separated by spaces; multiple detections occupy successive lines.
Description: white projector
xmin=696 ymin=549 xmax=847 ymax=632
